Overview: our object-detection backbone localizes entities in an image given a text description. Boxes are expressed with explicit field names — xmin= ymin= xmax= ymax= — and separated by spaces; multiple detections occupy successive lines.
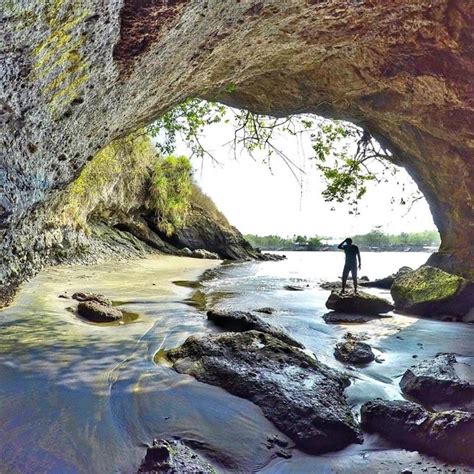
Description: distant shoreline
xmin=258 ymin=246 xmax=437 ymax=253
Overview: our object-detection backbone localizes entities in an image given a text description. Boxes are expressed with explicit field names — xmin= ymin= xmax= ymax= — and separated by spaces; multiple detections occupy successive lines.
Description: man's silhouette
xmin=338 ymin=238 xmax=361 ymax=294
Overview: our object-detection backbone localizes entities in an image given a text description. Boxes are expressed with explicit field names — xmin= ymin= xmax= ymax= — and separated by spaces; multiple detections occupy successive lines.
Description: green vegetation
xmin=352 ymin=229 xmax=440 ymax=247
xmin=147 ymin=99 xmax=414 ymax=215
xmin=245 ymin=230 xmax=440 ymax=250
xmin=244 ymin=234 xmax=323 ymax=250
xmin=150 ymin=155 xmax=193 ymax=236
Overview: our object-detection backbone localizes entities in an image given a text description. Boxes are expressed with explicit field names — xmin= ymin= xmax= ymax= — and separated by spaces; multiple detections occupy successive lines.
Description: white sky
xmin=166 ymin=115 xmax=437 ymax=240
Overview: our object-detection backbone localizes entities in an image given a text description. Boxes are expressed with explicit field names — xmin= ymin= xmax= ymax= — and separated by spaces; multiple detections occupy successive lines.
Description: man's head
xmin=346 ymin=238 xmax=353 ymax=245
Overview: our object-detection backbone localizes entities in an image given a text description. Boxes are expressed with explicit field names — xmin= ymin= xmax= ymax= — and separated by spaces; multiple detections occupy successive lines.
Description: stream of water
xmin=0 ymin=252 xmax=473 ymax=473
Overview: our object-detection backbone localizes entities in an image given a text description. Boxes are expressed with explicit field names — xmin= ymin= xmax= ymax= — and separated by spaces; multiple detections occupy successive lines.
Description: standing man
xmin=338 ymin=238 xmax=361 ymax=294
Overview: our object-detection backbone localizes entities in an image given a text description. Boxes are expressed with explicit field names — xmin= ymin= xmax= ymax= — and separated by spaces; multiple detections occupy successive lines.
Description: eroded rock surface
xmin=138 ymin=439 xmax=214 ymax=473
xmin=2 ymin=0 xmax=474 ymax=302
xmin=334 ymin=337 xmax=375 ymax=365
xmin=391 ymin=266 xmax=474 ymax=318
xmin=326 ymin=291 xmax=394 ymax=315
xmin=207 ymin=309 xmax=303 ymax=348
xmin=72 ymin=292 xmax=112 ymax=306
xmin=400 ymin=353 xmax=474 ymax=410
xmin=361 ymin=399 xmax=474 ymax=466
xmin=77 ymin=300 xmax=123 ymax=323
xmin=166 ymin=331 xmax=362 ymax=454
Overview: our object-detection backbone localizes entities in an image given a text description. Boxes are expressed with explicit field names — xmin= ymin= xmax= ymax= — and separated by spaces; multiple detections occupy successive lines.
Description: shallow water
xmin=0 ymin=252 xmax=473 ymax=473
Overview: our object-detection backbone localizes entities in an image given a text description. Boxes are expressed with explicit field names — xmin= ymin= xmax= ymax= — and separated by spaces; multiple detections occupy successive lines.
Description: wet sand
xmin=0 ymin=253 xmax=472 ymax=473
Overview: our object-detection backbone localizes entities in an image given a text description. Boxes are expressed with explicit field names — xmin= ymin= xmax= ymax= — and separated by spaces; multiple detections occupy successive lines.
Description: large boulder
xmin=166 ymin=331 xmax=362 ymax=454
xmin=138 ymin=439 xmax=214 ymax=473
xmin=207 ymin=310 xmax=303 ymax=348
xmin=361 ymin=399 xmax=474 ymax=466
xmin=391 ymin=266 xmax=474 ymax=318
xmin=400 ymin=353 xmax=474 ymax=410
xmin=360 ymin=266 xmax=413 ymax=289
xmin=323 ymin=312 xmax=392 ymax=324
xmin=77 ymin=300 xmax=123 ymax=323
xmin=326 ymin=291 xmax=394 ymax=315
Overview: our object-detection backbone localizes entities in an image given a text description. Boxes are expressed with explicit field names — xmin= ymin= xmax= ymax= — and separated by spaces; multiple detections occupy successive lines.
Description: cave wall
xmin=1 ymin=0 xmax=473 ymax=302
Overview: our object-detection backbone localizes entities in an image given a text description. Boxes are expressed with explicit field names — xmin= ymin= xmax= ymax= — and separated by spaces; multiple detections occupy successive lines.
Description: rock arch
xmin=1 ymin=0 xmax=473 ymax=303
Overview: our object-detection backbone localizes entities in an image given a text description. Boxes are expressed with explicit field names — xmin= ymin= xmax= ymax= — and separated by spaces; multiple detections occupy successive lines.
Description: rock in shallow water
xmin=77 ymin=300 xmax=123 ymax=323
xmin=391 ymin=266 xmax=474 ymax=319
xmin=207 ymin=310 xmax=303 ymax=348
xmin=361 ymin=399 xmax=474 ymax=466
xmin=72 ymin=291 xmax=112 ymax=306
xmin=326 ymin=291 xmax=394 ymax=315
xmin=400 ymin=353 xmax=474 ymax=410
xmin=138 ymin=439 xmax=214 ymax=473
xmin=334 ymin=338 xmax=375 ymax=364
xmin=166 ymin=331 xmax=362 ymax=454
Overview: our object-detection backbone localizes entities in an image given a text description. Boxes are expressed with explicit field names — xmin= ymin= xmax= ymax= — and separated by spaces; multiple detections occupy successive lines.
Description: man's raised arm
xmin=338 ymin=238 xmax=347 ymax=250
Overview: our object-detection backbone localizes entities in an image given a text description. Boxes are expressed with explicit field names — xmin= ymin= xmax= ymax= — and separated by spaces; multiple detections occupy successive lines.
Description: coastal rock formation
xmin=207 ymin=309 xmax=303 ymax=348
xmin=361 ymin=399 xmax=474 ymax=466
xmin=334 ymin=338 xmax=375 ymax=365
xmin=77 ymin=300 xmax=123 ymax=323
xmin=400 ymin=353 xmax=474 ymax=410
xmin=138 ymin=439 xmax=214 ymax=473
xmin=166 ymin=331 xmax=362 ymax=454
xmin=2 ymin=0 xmax=474 ymax=305
xmin=391 ymin=266 xmax=474 ymax=319
xmin=72 ymin=292 xmax=112 ymax=306
xmin=361 ymin=266 xmax=413 ymax=290
xmin=326 ymin=291 xmax=394 ymax=315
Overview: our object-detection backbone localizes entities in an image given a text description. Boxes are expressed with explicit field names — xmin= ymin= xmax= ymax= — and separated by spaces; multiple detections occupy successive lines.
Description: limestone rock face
xmin=2 ymin=0 xmax=474 ymax=301
xmin=166 ymin=330 xmax=362 ymax=454
xmin=361 ymin=399 xmax=474 ymax=466
xmin=391 ymin=266 xmax=474 ymax=318
xmin=326 ymin=291 xmax=394 ymax=315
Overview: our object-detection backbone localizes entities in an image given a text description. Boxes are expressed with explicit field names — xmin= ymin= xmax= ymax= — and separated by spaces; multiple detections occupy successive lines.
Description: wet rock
xmin=334 ymin=337 xmax=375 ymax=364
xmin=77 ymin=300 xmax=123 ymax=323
xmin=323 ymin=312 xmax=392 ymax=324
xmin=254 ymin=307 xmax=275 ymax=315
xmin=361 ymin=266 xmax=413 ymax=289
xmin=191 ymin=248 xmax=219 ymax=260
xmin=391 ymin=266 xmax=474 ymax=319
xmin=326 ymin=291 xmax=394 ymax=315
xmin=166 ymin=331 xmax=362 ymax=454
xmin=284 ymin=285 xmax=306 ymax=291
xmin=400 ymin=353 xmax=474 ymax=410
xmin=361 ymin=399 xmax=474 ymax=466
xmin=320 ymin=281 xmax=352 ymax=291
xmin=138 ymin=439 xmax=214 ymax=473
xmin=72 ymin=291 xmax=112 ymax=306
xmin=207 ymin=310 xmax=303 ymax=348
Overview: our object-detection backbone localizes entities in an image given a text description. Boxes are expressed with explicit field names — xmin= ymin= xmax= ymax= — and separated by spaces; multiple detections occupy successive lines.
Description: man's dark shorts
xmin=343 ymin=262 xmax=358 ymax=280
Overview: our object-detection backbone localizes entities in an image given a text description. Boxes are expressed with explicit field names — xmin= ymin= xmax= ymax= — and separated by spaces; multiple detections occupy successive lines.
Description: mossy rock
xmin=391 ymin=266 xmax=474 ymax=318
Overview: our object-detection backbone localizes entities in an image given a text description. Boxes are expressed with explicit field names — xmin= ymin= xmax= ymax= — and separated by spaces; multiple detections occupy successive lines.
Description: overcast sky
xmin=168 ymin=115 xmax=437 ymax=240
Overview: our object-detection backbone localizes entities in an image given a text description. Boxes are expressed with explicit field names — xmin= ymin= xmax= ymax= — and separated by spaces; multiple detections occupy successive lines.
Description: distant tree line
xmin=244 ymin=234 xmax=324 ymax=250
xmin=351 ymin=229 xmax=440 ymax=247
xmin=245 ymin=230 xmax=440 ymax=251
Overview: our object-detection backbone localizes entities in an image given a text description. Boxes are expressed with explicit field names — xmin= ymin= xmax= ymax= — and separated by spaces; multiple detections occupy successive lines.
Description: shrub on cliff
xmin=150 ymin=155 xmax=192 ymax=236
